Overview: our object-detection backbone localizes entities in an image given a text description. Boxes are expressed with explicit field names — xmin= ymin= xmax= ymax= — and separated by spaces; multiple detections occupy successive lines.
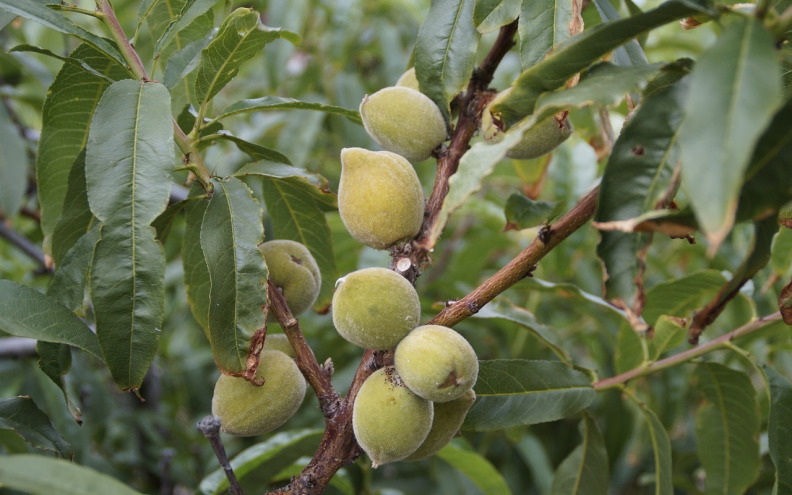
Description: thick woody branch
xmin=429 ymin=187 xmax=599 ymax=327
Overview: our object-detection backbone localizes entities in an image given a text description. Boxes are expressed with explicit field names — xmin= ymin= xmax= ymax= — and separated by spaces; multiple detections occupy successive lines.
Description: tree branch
xmin=0 ymin=222 xmax=53 ymax=274
xmin=197 ymin=416 xmax=245 ymax=495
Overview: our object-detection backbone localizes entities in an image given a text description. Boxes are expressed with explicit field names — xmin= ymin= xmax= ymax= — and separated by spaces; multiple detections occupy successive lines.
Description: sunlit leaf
xmin=519 ymin=0 xmax=576 ymax=70
xmin=474 ymin=0 xmax=520 ymax=34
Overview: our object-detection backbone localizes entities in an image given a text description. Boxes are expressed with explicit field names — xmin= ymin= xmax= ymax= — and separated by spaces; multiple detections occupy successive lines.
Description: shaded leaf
xmin=614 ymin=325 xmax=645 ymax=374
xmin=182 ymin=187 xmax=211 ymax=334
xmin=198 ymin=429 xmax=322 ymax=495
xmin=695 ymin=362 xmax=760 ymax=495
xmin=216 ymin=134 xmax=292 ymax=165
xmin=0 ymin=397 xmax=71 ymax=458
xmin=437 ymin=440 xmax=513 ymax=494
xmin=764 ymin=365 xmax=792 ymax=494
xmin=36 ymin=341 xmax=82 ymax=423
xmin=235 ymin=162 xmax=335 ymax=208
xmin=261 ymin=177 xmax=338 ymax=311
xmin=595 ymin=65 xmax=690 ymax=302
xmin=47 ymin=223 xmax=100 ymax=312
xmin=550 ymin=413 xmax=609 ymax=495
xmin=51 ymin=150 xmax=95 ymax=269
xmin=643 ymin=270 xmax=727 ymax=325
xmin=504 ymin=194 xmax=562 ymax=230
xmin=86 ymin=80 xmax=173 ymax=390
xmin=154 ymin=0 xmax=222 ymax=56
xmin=0 ymin=101 xmax=27 ymax=218
xmin=524 ymin=277 xmax=633 ymax=321
xmin=163 ymin=35 xmax=213 ymax=91
xmin=648 ymin=315 xmax=686 ymax=360
xmin=200 ymin=178 xmax=268 ymax=374
xmin=195 ymin=8 xmax=298 ymax=105
xmin=679 ymin=17 xmax=783 ymax=250
xmin=519 ymin=0 xmax=576 ymax=70
xmin=474 ymin=0 xmax=520 ymax=34
xmin=634 ymin=401 xmax=673 ymax=495
xmin=35 ymin=44 xmax=127 ymax=250
xmin=0 ymin=454 xmax=143 ymax=495
xmin=415 ymin=0 xmax=480 ymax=123
xmin=496 ymin=0 xmax=711 ymax=126
xmin=463 ymin=360 xmax=595 ymax=430
xmin=0 ymin=0 xmax=126 ymax=66
xmin=592 ymin=0 xmax=648 ymax=67
xmin=0 ymin=280 xmax=101 ymax=360
xmin=216 ymin=96 xmax=362 ymax=124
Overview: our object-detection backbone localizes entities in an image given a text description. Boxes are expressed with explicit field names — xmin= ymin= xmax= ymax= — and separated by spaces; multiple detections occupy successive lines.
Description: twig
xmin=593 ymin=312 xmax=783 ymax=391
xmin=197 ymin=416 xmax=245 ymax=495
xmin=0 ymin=222 xmax=53 ymax=274
xmin=429 ymin=186 xmax=599 ymax=327
xmin=0 ymin=337 xmax=38 ymax=358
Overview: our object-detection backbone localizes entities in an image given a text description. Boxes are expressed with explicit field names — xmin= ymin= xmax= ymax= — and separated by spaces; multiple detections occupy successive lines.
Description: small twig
xmin=0 ymin=337 xmax=38 ymax=358
xmin=593 ymin=312 xmax=783 ymax=391
xmin=197 ymin=416 xmax=245 ymax=495
xmin=0 ymin=222 xmax=53 ymax=274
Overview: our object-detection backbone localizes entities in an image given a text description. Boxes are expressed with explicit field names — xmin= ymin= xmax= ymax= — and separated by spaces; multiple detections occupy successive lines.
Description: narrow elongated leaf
xmin=519 ymin=0 xmax=576 ymax=70
xmin=595 ymin=66 xmax=690 ymax=302
xmin=695 ymin=363 xmax=760 ymax=495
xmin=679 ymin=17 xmax=783 ymax=250
xmin=0 ymin=280 xmax=101 ymax=360
xmin=216 ymin=135 xmax=292 ymax=165
xmin=0 ymin=397 xmax=71 ymax=458
xmin=524 ymin=277 xmax=632 ymax=321
xmin=154 ymin=0 xmax=222 ymax=56
xmin=415 ymin=0 xmax=480 ymax=122
xmin=216 ymin=96 xmax=362 ymax=124
xmin=51 ymin=150 xmax=95 ymax=268
xmin=195 ymin=8 xmax=298 ymax=105
xmin=463 ymin=360 xmax=595 ymax=430
xmin=182 ymin=187 xmax=211 ymax=334
xmin=86 ymin=80 xmax=173 ymax=390
xmin=550 ymin=413 xmax=609 ymax=495
xmin=200 ymin=178 xmax=268 ymax=374
xmin=648 ymin=315 xmax=686 ymax=360
xmin=198 ymin=429 xmax=322 ymax=495
xmin=235 ymin=162 xmax=336 ymax=210
xmin=146 ymin=0 xmax=212 ymax=62
xmin=36 ymin=44 xmax=127 ymax=249
xmin=0 ymin=0 xmax=126 ymax=66
xmin=474 ymin=0 xmax=520 ymax=34
xmin=0 ymin=454 xmax=143 ymax=495
xmin=474 ymin=297 xmax=572 ymax=363
xmin=48 ymin=223 xmax=100 ymax=312
xmin=0 ymin=102 xmax=26 ymax=218
xmin=592 ymin=0 xmax=648 ymax=67
xmin=643 ymin=270 xmax=727 ymax=325
xmin=504 ymin=194 xmax=562 ymax=230
xmin=36 ymin=341 xmax=82 ymax=423
xmin=496 ymin=0 xmax=711 ymax=126
xmin=635 ymin=402 xmax=673 ymax=495
xmin=614 ymin=325 xmax=645 ymax=374
xmin=437 ymin=441 xmax=513 ymax=495
xmin=764 ymin=365 xmax=792 ymax=494
xmin=261 ymin=177 xmax=338 ymax=311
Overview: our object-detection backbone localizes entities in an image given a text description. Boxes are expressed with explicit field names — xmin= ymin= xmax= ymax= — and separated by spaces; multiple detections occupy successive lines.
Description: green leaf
xmin=504 ymin=194 xmax=562 ymax=230
xmin=200 ymin=177 xmax=268 ymax=374
xmin=474 ymin=0 xmax=520 ymax=34
xmin=154 ymin=0 xmax=221 ymax=57
xmin=195 ymin=8 xmax=299 ymax=105
xmin=595 ymin=65 xmax=690 ymax=302
xmin=634 ymin=402 xmax=673 ymax=495
xmin=415 ymin=0 xmax=480 ymax=123
xmin=437 ymin=440 xmax=513 ymax=495
xmin=146 ymin=0 xmax=213 ymax=62
xmin=770 ymin=225 xmax=792 ymax=276
xmin=260 ymin=176 xmax=338 ymax=311
xmin=36 ymin=44 xmax=127 ymax=251
xmin=737 ymin=98 xmax=792 ymax=224
xmin=86 ymin=80 xmax=173 ymax=390
xmin=36 ymin=341 xmax=82 ymax=423
xmin=0 ymin=0 xmax=126 ymax=67
xmin=0 ymin=280 xmax=101 ymax=360
xmin=182 ymin=187 xmax=211 ymax=334
xmin=643 ymin=270 xmax=727 ymax=325
xmin=523 ymin=277 xmax=633 ymax=321
xmin=474 ymin=297 xmax=572 ymax=363
xmin=764 ymin=365 xmax=792 ymax=494
xmin=0 ymin=397 xmax=71 ymax=458
xmin=47 ymin=223 xmax=100 ymax=312
xmin=463 ymin=360 xmax=595 ymax=431
xmin=215 ymin=134 xmax=292 ymax=165
xmin=198 ymin=429 xmax=322 ymax=495
xmin=592 ymin=0 xmax=648 ymax=68
xmin=235 ymin=162 xmax=336 ymax=210
xmin=695 ymin=362 xmax=760 ymax=495
xmin=0 ymin=454 xmax=144 ymax=495
xmin=679 ymin=17 xmax=783 ymax=250
xmin=51 ymin=150 xmax=95 ymax=269
xmin=648 ymin=315 xmax=686 ymax=360
xmin=216 ymin=95 xmax=362 ymax=124
xmin=550 ymin=413 xmax=609 ymax=495
xmin=519 ymin=0 xmax=576 ymax=70
xmin=614 ymin=325 xmax=645 ymax=374
xmin=0 ymin=101 xmax=26 ymax=218
xmin=496 ymin=0 xmax=711 ymax=126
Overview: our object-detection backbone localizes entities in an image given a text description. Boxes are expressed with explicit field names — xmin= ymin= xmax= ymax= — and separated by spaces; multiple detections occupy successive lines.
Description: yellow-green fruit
xmin=353 ymin=366 xmax=434 ymax=467
xmin=482 ymin=89 xmax=573 ymax=159
xmin=338 ymin=148 xmax=424 ymax=250
xmin=212 ymin=350 xmax=306 ymax=436
xmin=405 ymin=389 xmax=476 ymax=461
xmin=359 ymin=86 xmax=447 ymax=162
xmin=396 ymin=67 xmax=420 ymax=91
xmin=263 ymin=333 xmax=296 ymax=358
xmin=332 ymin=267 xmax=420 ymax=350
xmin=394 ymin=325 xmax=478 ymax=402
xmin=260 ymin=240 xmax=321 ymax=316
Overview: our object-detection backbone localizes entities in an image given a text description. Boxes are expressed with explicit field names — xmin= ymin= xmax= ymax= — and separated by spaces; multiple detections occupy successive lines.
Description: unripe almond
xmin=338 ymin=148 xmax=424 ymax=250
xmin=396 ymin=67 xmax=420 ymax=91
xmin=360 ymin=86 xmax=447 ymax=162
xmin=260 ymin=240 xmax=321 ymax=317
xmin=405 ymin=388 xmax=476 ymax=461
